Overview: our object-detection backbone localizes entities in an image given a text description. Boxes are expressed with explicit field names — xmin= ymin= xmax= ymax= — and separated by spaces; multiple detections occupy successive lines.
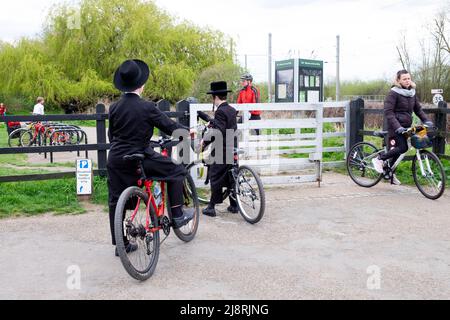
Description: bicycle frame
xmin=131 ymin=179 xmax=166 ymax=234
xmin=385 ymin=139 xmax=432 ymax=179
xmin=130 ymin=146 xmax=170 ymax=234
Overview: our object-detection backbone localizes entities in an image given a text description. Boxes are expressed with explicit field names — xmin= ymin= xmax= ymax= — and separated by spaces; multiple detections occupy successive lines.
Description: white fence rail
xmin=189 ymin=102 xmax=349 ymax=187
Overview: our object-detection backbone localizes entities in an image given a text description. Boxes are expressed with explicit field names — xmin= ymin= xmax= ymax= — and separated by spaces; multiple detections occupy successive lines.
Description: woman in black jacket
xmin=372 ymin=70 xmax=433 ymax=184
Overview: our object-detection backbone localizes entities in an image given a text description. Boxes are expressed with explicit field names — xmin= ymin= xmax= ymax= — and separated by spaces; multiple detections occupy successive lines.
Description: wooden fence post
xmin=434 ymin=101 xmax=448 ymax=156
xmin=96 ymin=104 xmax=107 ymax=177
xmin=347 ymin=98 xmax=364 ymax=149
xmin=157 ymin=100 xmax=171 ymax=138
xmin=176 ymin=100 xmax=190 ymax=161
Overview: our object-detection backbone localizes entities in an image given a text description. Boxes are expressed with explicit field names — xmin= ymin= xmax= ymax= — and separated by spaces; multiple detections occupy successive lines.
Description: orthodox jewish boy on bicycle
xmin=201 ymin=81 xmax=240 ymax=218
xmin=108 ymin=59 xmax=194 ymax=256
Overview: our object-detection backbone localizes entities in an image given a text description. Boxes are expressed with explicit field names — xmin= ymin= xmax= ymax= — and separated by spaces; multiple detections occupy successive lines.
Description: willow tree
xmin=43 ymin=0 xmax=235 ymax=104
xmin=0 ymin=0 xmax=236 ymax=111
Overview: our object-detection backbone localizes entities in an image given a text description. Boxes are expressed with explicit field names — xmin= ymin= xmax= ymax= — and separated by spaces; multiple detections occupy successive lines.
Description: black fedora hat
xmin=207 ymin=81 xmax=232 ymax=95
xmin=114 ymin=59 xmax=150 ymax=92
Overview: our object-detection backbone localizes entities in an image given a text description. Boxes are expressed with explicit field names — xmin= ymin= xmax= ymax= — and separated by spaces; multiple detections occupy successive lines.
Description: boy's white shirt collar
xmin=125 ymin=92 xmax=141 ymax=97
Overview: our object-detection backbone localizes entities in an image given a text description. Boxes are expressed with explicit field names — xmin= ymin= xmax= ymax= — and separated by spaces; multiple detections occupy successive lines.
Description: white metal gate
xmin=188 ymin=102 xmax=349 ymax=187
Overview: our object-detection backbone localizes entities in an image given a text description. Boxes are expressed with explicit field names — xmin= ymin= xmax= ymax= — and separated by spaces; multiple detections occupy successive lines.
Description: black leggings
xmin=380 ymin=134 xmax=409 ymax=166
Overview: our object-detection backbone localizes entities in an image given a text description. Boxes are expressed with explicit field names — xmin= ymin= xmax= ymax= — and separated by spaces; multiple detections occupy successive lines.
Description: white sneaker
xmin=371 ymin=157 xmax=384 ymax=174
xmin=392 ymin=174 xmax=401 ymax=186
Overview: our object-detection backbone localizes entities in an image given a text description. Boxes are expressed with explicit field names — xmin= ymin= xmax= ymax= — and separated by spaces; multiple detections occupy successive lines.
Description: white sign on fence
xmin=433 ymin=94 xmax=444 ymax=106
xmin=76 ymin=159 xmax=92 ymax=195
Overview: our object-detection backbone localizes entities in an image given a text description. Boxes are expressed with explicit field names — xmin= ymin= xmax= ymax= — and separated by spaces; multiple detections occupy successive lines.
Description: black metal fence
xmin=348 ymin=99 xmax=449 ymax=161
xmin=0 ymin=100 xmax=190 ymax=183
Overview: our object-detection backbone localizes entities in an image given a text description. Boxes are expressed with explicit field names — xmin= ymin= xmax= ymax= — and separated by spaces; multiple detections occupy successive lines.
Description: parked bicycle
xmin=8 ymin=121 xmax=86 ymax=148
xmin=8 ymin=121 xmax=45 ymax=147
xmin=114 ymin=137 xmax=200 ymax=281
xmin=186 ymin=111 xmax=266 ymax=224
xmin=347 ymin=125 xmax=446 ymax=200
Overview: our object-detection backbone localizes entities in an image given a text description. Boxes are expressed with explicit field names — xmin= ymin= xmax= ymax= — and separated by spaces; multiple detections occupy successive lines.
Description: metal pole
xmin=336 ymin=35 xmax=341 ymax=102
xmin=268 ymin=33 xmax=273 ymax=103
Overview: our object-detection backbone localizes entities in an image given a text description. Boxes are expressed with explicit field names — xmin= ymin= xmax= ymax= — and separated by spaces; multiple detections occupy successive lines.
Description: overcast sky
xmin=0 ymin=0 xmax=448 ymax=83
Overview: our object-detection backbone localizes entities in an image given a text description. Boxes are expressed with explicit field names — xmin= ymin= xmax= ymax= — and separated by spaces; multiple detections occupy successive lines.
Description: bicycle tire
xmin=347 ymin=142 xmax=383 ymax=188
xmin=235 ymin=165 xmax=265 ymax=224
xmin=19 ymin=130 xmax=34 ymax=147
xmin=170 ymin=174 xmax=200 ymax=243
xmin=115 ymin=187 xmax=160 ymax=281
xmin=8 ymin=128 xmax=28 ymax=147
xmin=186 ymin=162 xmax=228 ymax=204
xmin=412 ymin=150 xmax=446 ymax=200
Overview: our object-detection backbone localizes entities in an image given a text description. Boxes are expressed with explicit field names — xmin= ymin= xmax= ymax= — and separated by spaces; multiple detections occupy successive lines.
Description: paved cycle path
xmin=0 ymin=173 xmax=449 ymax=300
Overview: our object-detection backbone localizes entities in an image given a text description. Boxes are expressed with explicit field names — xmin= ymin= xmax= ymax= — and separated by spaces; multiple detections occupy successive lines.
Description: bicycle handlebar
xmin=197 ymin=111 xmax=212 ymax=123
xmin=149 ymin=137 xmax=180 ymax=149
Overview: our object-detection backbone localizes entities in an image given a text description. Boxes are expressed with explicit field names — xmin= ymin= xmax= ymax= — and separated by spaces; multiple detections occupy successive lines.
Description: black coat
xmin=106 ymin=93 xmax=188 ymax=246
xmin=207 ymin=102 xmax=238 ymax=204
xmin=107 ymin=93 xmax=187 ymax=205
xmin=108 ymin=93 xmax=186 ymax=161
xmin=384 ymin=88 xmax=429 ymax=137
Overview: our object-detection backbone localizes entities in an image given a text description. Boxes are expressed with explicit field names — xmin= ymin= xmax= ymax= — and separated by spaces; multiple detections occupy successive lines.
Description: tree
xmin=397 ymin=7 xmax=450 ymax=102
xmin=0 ymin=0 xmax=237 ymax=112
xmin=190 ymin=62 xmax=244 ymax=103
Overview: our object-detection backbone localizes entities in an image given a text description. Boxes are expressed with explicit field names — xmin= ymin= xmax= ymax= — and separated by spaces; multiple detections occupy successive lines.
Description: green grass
xmin=91 ymin=177 xmax=109 ymax=206
xmin=0 ymin=123 xmax=110 ymax=217
xmin=0 ymin=178 xmax=85 ymax=218
xmin=0 ymin=176 xmax=109 ymax=219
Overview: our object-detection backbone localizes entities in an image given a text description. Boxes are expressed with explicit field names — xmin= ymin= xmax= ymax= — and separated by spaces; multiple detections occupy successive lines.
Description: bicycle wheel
xmin=20 ymin=130 xmax=34 ymax=147
xmin=235 ymin=165 xmax=265 ymax=224
xmin=115 ymin=187 xmax=160 ymax=281
xmin=412 ymin=150 xmax=446 ymax=200
xmin=171 ymin=174 xmax=200 ymax=243
xmin=186 ymin=162 xmax=228 ymax=205
xmin=8 ymin=128 xmax=28 ymax=147
xmin=347 ymin=142 xmax=383 ymax=188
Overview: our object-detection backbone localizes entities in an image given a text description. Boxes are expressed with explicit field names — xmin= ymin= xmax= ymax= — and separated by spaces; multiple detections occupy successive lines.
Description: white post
xmin=336 ymin=35 xmax=341 ymax=102
xmin=268 ymin=33 xmax=273 ymax=103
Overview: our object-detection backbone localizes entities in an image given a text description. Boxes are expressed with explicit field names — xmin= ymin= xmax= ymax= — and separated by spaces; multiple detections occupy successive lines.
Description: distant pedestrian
xmin=0 ymin=102 xmax=6 ymax=116
xmin=33 ymin=97 xmax=45 ymax=115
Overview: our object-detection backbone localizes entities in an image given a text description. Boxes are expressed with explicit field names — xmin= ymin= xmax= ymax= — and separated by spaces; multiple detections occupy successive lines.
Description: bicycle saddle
xmin=123 ymin=154 xmax=145 ymax=162
xmin=373 ymin=131 xmax=388 ymax=138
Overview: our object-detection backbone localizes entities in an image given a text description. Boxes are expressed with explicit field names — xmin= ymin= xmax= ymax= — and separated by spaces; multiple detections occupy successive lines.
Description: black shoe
xmin=227 ymin=206 xmax=239 ymax=214
xmin=172 ymin=208 xmax=195 ymax=229
xmin=115 ymin=243 xmax=138 ymax=257
xmin=202 ymin=206 xmax=217 ymax=217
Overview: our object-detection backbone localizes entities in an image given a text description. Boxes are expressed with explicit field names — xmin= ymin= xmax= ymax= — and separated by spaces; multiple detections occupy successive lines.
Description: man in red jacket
xmin=237 ymin=73 xmax=261 ymax=135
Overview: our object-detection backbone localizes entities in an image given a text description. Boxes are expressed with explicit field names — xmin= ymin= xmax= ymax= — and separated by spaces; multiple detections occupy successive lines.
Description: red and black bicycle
xmin=114 ymin=137 xmax=200 ymax=281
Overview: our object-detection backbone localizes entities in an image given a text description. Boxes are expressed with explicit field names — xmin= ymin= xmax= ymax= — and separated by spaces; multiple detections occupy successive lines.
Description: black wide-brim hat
xmin=207 ymin=81 xmax=232 ymax=95
xmin=114 ymin=59 xmax=150 ymax=92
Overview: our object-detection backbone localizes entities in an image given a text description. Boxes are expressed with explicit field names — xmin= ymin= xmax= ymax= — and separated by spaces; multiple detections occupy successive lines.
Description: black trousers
xmin=250 ymin=114 xmax=262 ymax=136
xmin=380 ymin=134 xmax=409 ymax=167
xmin=107 ymin=152 xmax=187 ymax=245
xmin=209 ymin=163 xmax=237 ymax=207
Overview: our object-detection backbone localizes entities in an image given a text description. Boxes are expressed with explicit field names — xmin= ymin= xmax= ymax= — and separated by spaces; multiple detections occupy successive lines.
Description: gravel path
xmin=0 ymin=173 xmax=449 ymax=300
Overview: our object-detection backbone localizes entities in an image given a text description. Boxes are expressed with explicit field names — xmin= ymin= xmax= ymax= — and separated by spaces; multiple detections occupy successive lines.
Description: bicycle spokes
xmin=347 ymin=143 xmax=383 ymax=188
xmin=413 ymin=150 xmax=446 ymax=200
xmin=235 ymin=166 xmax=265 ymax=224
